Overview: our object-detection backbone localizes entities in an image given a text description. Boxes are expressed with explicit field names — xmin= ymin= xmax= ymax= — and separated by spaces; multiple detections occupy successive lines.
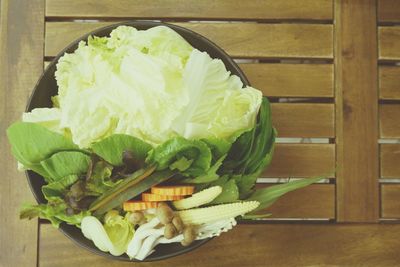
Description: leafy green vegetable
xmin=103 ymin=212 xmax=134 ymax=255
xmin=40 ymin=151 xmax=90 ymax=181
xmin=182 ymin=156 xmax=225 ymax=184
xmin=169 ymin=157 xmax=193 ymax=172
xmin=147 ymin=136 xmax=212 ymax=176
xmin=24 ymin=26 xmax=262 ymax=148
xmin=222 ymin=128 xmax=255 ymax=173
xmin=86 ymin=161 xmax=120 ymax=196
xmin=91 ymin=134 xmax=152 ymax=166
xmin=22 ymin=108 xmax=64 ymax=135
xmin=173 ymin=49 xmax=262 ymax=141
xmin=235 ymin=129 xmax=276 ymax=198
xmin=81 ymin=214 xmax=134 ymax=256
xmin=42 ymin=175 xmax=79 ymax=200
xmin=20 ymin=197 xmax=89 ymax=227
xmin=247 ymin=177 xmax=324 ymax=212
xmin=201 ymin=138 xmax=232 ymax=162
xmin=243 ymin=97 xmax=273 ymax=174
xmin=7 ymin=122 xmax=79 ymax=176
xmin=209 ymin=179 xmax=239 ymax=204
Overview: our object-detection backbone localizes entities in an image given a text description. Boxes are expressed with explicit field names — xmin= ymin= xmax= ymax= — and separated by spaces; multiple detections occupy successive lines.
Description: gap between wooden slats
xmin=380 ymin=104 xmax=400 ymax=138
xmin=379 ymin=65 xmax=400 ymax=100
xmin=45 ymin=22 xmax=333 ymax=59
xmin=381 ymin=184 xmax=400 ymax=218
xmin=45 ymin=0 xmax=333 ymax=21
xmin=379 ymin=26 xmax=400 ymax=60
xmin=378 ymin=0 xmax=400 ymax=23
xmin=44 ymin=61 xmax=334 ymax=98
xmin=380 ymin=144 xmax=400 ymax=178
xmin=39 ymin=223 xmax=400 ymax=267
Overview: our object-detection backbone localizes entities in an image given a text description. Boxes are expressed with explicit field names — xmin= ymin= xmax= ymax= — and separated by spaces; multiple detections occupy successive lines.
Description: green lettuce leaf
xmin=7 ymin=122 xmax=78 ymax=167
xmin=86 ymin=161 xmax=121 ymax=196
xmin=182 ymin=155 xmax=225 ymax=184
xmin=169 ymin=156 xmax=193 ymax=172
xmin=20 ymin=197 xmax=90 ymax=227
xmin=103 ymin=211 xmax=134 ymax=255
xmin=91 ymin=134 xmax=152 ymax=166
xmin=42 ymin=174 xmax=79 ymax=200
xmin=147 ymin=136 xmax=212 ymax=175
xmin=201 ymin=138 xmax=232 ymax=162
xmin=40 ymin=151 xmax=90 ymax=181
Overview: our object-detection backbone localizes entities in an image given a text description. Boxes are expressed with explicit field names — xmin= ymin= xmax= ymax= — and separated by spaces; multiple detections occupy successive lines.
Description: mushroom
xmin=156 ymin=202 xmax=174 ymax=224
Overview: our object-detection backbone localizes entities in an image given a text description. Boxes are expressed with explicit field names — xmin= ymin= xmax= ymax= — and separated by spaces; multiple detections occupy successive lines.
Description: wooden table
xmin=1 ymin=0 xmax=400 ymax=266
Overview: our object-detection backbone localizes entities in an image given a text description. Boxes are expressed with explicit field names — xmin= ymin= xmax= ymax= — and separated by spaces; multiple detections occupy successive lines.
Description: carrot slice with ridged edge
xmin=151 ymin=186 xmax=194 ymax=196
xmin=142 ymin=193 xmax=184 ymax=202
xmin=123 ymin=201 xmax=158 ymax=211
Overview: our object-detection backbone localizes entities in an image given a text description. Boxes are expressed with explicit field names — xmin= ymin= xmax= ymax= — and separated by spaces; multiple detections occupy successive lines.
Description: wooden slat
xmin=379 ymin=26 xmax=400 ymax=60
xmin=381 ymin=144 xmax=400 ymax=178
xmin=334 ymin=0 xmax=379 ymax=222
xmin=262 ymin=144 xmax=335 ymax=178
xmin=45 ymin=22 xmax=333 ymax=59
xmin=241 ymin=63 xmax=334 ymax=98
xmin=379 ymin=66 xmax=400 ymax=100
xmin=381 ymin=184 xmax=400 ymax=218
xmin=46 ymin=0 xmax=333 ymax=20
xmin=378 ymin=0 xmax=400 ymax=23
xmin=45 ymin=61 xmax=334 ymax=98
xmin=380 ymin=104 xmax=400 ymax=138
xmin=257 ymin=184 xmax=335 ymax=218
xmin=40 ymin=223 xmax=400 ymax=266
xmin=271 ymin=103 xmax=334 ymax=138
xmin=0 ymin=0 xmax=44 ymax=266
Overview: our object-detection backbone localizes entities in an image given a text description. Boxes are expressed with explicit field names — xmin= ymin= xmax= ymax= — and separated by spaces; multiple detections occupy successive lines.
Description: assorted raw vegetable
xmin=7 ymin=25 xmax=323 ymax=260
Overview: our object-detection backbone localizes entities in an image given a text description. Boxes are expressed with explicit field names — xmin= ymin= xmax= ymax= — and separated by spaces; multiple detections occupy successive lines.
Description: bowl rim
xmin=24 ymin=20 xmax=250 ymax=262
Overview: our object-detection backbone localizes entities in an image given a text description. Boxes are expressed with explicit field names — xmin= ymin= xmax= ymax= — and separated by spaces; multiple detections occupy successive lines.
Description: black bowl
xmin=26 ymin=21 xmax=250 ymax=262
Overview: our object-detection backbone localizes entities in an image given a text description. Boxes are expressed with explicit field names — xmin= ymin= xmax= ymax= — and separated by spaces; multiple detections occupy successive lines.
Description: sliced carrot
xmin=151 ymin=186 xmax=194 ymax=196
xmin=142 ymin=193 xmax=185 ymax=202
xmin=123 ymin=201 xmax=158 ymax=211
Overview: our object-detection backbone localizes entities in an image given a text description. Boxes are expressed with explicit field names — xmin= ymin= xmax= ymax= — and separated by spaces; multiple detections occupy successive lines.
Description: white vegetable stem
xmin=81 ymin=216 xmax=126 ymax=256
xmin=126 ymin=217 xmax=161 ymax=259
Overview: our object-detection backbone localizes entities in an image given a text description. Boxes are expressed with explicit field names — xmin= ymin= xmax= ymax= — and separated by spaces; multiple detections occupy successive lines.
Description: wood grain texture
xmin=380 ymin=144 xmax=400 ymax=178
xmin=378 ymin=0 xmax=400 ymax=22
xmin=379 ymin=26 xmax=400 ymax=60
xmin=262 ymin=144 xmax=335 ymax=178
xmin=379 ymin=66 xmax=400 ymax=100
xmin=45 ymin=61 xmax=334 ymax=98
xmin=257 ymin=184 xmax=335 ymax=218
xmin=45 ymin=22 xmax=333 ymax=59
xmin=381 ymin=184 xmax=400 ymax=218
xmin=46 ymin=0 xmax=333 ymax=20
xmin=0 ymin=0 xmax=44 ymax=266
xmin=241 ymin=63 xmax=334 ymax=98
xmin=334 ymin=0 xmax=379 ymax=222
xmin=380 ymin=104 xmax=400 ymax=138
xmin=271 ymin=103 xmax=334 ymax=138
xmin=39 ymin=223 xmax=400 ymax=267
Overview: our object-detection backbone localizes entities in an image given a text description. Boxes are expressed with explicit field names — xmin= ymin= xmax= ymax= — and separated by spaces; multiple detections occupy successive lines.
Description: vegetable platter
xmin=7 ymin=21 xmax=321 ymax=261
